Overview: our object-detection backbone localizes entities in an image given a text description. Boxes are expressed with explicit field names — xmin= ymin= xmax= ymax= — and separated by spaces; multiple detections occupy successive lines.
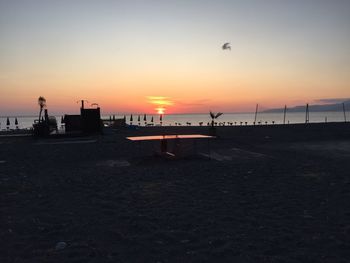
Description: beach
xmin=1 ymin=123 xmax=350 ymax=262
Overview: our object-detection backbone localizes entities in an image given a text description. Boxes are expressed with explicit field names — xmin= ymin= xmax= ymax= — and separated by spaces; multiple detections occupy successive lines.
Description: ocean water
xmin=0 ymin=111 xmax=348 ymax=130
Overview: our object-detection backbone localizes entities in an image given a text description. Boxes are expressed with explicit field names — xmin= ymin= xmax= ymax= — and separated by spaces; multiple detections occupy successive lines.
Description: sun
xmin=147 ymin=96 xmax=173 ymax=115
xmin=156 ymin=107 xmax=165 ymax=114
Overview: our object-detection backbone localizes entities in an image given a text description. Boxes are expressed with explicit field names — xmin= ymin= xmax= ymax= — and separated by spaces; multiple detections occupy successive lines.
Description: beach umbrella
xmin=151 ymin=116 xmax=154 ymax=123
xmin=143 ymin=114 xmax=147 ymax=121
xmin=222 ymin=42 xmax=231 ymax=50
xmin=6 ymin=117 xmax=10 ymax=129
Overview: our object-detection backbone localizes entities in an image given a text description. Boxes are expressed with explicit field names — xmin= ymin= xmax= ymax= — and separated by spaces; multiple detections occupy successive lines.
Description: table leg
xmin=160 ymin=139 xmax=167 ymax=153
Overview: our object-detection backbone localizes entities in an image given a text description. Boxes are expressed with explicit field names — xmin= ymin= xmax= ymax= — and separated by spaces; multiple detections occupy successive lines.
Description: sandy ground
xmin=1 ymin=123 xmax=350 ymax=262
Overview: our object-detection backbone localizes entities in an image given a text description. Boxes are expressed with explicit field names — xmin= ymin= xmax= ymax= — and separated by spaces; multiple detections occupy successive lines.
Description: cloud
xmin=147 ymin=96 xmax=174 ymax=106
xmin=314 ymin=98 xmax=350 ymax=104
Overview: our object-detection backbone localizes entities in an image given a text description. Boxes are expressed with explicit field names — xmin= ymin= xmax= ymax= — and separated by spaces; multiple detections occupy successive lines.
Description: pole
xmin=305 ymin=103 xmax=309 ymax=124
xmin=254 ymin=104 xmax=258 ymax=124
xmin=283 ymin=105 xmax=287 ymax=125
xmin=343 ymin=103 xmax=347 ymax=122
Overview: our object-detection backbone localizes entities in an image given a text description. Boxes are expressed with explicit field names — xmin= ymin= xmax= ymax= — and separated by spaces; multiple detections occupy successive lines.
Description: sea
xmin=0 ymin=111 xmax=348 ymax=130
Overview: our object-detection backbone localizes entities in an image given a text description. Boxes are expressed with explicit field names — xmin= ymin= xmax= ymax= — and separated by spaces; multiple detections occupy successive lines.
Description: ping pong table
xmin=126 ymin=134 xmax=215 ymax=157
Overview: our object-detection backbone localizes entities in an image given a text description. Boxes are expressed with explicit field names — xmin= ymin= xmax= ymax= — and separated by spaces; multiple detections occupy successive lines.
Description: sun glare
xmin=147 ymin=96 xmax=173 ymax=115
xmin=156 ymin=107 xmax=165 ymax=114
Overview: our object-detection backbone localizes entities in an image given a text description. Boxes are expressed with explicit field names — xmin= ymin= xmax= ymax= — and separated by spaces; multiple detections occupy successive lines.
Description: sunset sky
xmin=1 ymin=0 xmax=349 ymax=115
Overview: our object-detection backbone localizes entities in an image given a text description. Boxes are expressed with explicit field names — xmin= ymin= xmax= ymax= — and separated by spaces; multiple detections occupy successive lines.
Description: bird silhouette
xmin=222 ymin=42 xmax=231 ymax=50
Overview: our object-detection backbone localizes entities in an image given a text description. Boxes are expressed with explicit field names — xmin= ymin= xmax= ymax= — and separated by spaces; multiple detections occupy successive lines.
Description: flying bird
xmin=222 ymin=42 xmax=231 ymax=50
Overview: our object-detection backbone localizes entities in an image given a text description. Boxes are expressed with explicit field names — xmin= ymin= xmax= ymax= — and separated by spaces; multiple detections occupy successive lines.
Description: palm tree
xmin=38 ymin=96 xmax=46 ymax=123
xmin=209 ymin=111 xmax=223 ymax=127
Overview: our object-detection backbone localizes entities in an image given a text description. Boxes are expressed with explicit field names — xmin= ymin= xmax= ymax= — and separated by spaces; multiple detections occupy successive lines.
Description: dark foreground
xmin=1 ymin=123 xmax=350 ymax=262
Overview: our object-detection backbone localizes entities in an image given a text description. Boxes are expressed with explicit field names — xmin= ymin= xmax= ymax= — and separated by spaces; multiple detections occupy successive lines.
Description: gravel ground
xmin=1 ymin=123 xmax=350 ymax=262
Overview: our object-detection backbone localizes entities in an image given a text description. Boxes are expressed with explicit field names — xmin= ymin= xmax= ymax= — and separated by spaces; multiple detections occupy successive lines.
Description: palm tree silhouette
xmin=209 ymin=111 xmax=223 ymax=127
xmin=38 ymin=96 xmax=46 ymax=123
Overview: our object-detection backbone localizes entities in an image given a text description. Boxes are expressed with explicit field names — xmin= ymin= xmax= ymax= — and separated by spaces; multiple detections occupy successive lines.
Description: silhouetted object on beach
xmin=37 ymin=96 xmax=46 ymax=123
xmin=151 ymin=116 xmax=154 ymax=123
xmin=222 ymin=43 xmax=231 ymax=50
xmin=45 ymin=109 xmax=58 ymax=131
xmin=137 ymin=115 xmax=140 ymax=126
xmin=60 ymin=116 xmax=65 ymax=129
xmin=343 ymin=103 xmax=347 ymax=122
xmin=130 ymin=114 xmax=133 ymax=125
xmin=78 ymin=100 xmax=88 ymax=109
xmin=33 ymin=104 xmax=58 ymax=137
xmin=6 ymin=117 xmax=10 ymax=129
xmin=144 ymin=114 xmax=147 ymax=125
xmin=160 ymin=114 xmax=163 ymax=126
xmin=254 ymin=104 xmax=259 ymax=125
xmin=210 ymin=111 xmax=223 ymax=127
xmin=209 ymin=111 xmax=223 ymax=136
xmin=64 ymin=101 xmax=102 ymax=134
xmin=109 ymin=116 xmax=112 ymax=126
xmin=15 ymin=118 xmax=18 ymax=129
xmin=283 ymin=105 xmax=287 ymax=125
xmin=111 ymin=117 xmax=126 ymax=127
xmin=81 ymin=107 xmax=101 ymax=133
xmin=305 ymin=103 xmax=310 ymax=124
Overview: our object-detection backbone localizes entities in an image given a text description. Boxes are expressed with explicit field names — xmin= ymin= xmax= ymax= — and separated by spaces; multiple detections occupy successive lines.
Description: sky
xmin=1 ymin=0 xmax=350 ymax=115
